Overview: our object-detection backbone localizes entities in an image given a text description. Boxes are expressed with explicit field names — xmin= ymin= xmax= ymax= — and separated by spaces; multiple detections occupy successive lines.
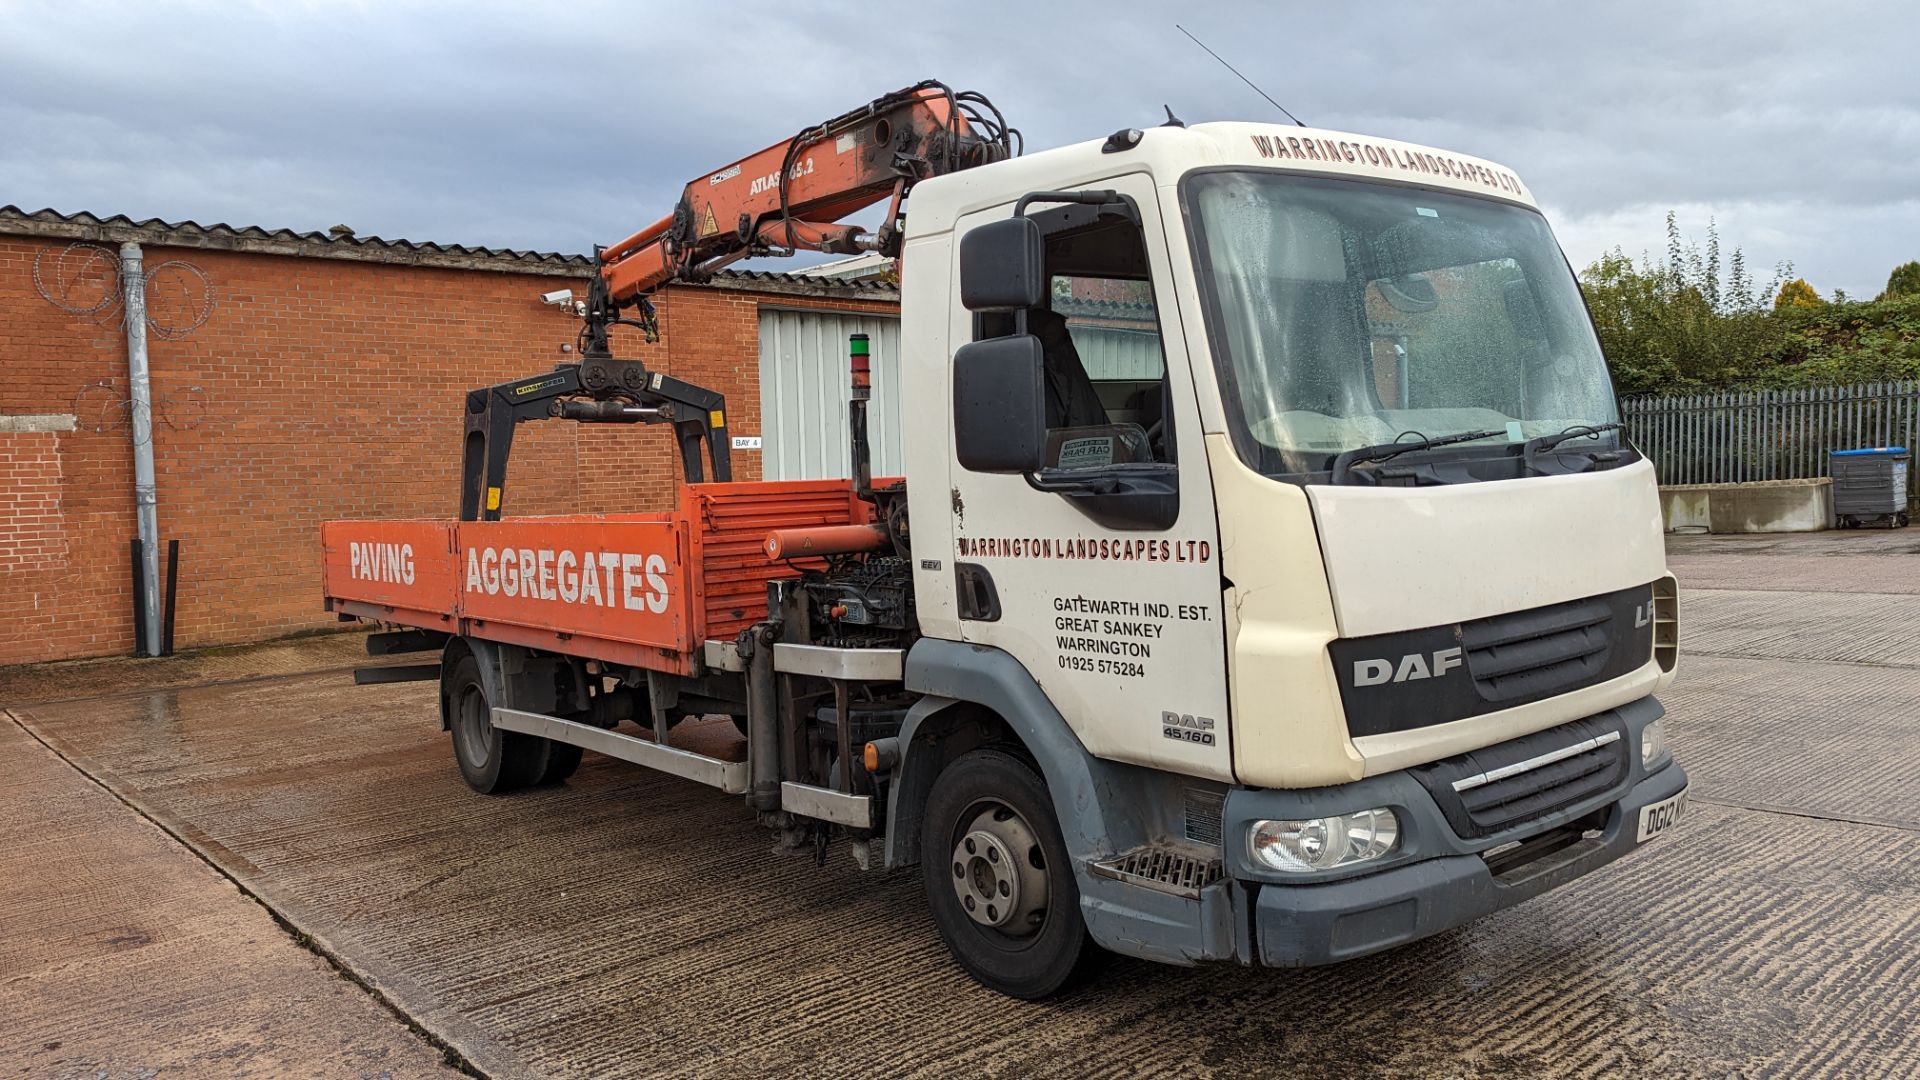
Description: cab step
xmin=1090 ymin=846 xmax=1225 ymax=899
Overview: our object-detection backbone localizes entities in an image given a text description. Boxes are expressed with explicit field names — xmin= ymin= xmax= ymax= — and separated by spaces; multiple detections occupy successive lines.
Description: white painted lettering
xmin=599 ymin=552 xmax=621 ymax=606
xmin=622 ymin=553 xmax=645 ymax=610
xmin=580 ymin=552 xmax=602 ymax=606
xmin=518 ymin=548 xmax=537 ymax=598
xmin=537 ymin=549 xmax=556 ymax=600
xmin=644 ymin=553 xmax=669 ymax=614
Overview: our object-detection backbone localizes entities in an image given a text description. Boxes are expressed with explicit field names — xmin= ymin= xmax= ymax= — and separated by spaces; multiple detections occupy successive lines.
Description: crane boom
xmin=582 ymin=81 xmax=1017 ymax=354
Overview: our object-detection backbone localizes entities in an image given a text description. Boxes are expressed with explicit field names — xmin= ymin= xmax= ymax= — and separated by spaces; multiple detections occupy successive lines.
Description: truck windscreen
xmin=1184 ymin=171 xmax=1620 ymax=480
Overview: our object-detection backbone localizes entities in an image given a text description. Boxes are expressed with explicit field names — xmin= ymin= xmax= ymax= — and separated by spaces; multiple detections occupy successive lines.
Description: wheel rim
xmin=949 ymin=801 xmax=1050 ymax=936
xmin=455 ymin=682 xmax=492 ymax=767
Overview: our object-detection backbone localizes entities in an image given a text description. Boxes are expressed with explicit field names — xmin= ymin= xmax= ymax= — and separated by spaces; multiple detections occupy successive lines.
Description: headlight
xmin=1249 ymin=808 xmax=1399 ymax=873
xmin=1640 ymin=718 xmax=1670 ymax=769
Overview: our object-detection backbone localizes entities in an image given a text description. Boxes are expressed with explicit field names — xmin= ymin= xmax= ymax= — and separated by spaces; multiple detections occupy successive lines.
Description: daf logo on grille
xmin=1355 ymin=646 xmax=1463 ymax=687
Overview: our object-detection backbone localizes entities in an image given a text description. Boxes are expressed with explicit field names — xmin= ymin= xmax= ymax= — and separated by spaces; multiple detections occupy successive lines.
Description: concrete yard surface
xmin=2 ymin=530 xmax=1917 ymax=1077
xmin=0 ymin=712 xmax=457 ymax=1078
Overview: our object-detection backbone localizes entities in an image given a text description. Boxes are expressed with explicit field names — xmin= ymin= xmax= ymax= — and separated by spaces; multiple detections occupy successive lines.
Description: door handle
xmin=955 ymin=562 xmax=1001 ymax=622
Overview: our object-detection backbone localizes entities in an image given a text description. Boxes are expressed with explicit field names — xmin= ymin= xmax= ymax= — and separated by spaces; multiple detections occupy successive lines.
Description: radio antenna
xmin=1176 ymin=24 xmax=1307 ymax=128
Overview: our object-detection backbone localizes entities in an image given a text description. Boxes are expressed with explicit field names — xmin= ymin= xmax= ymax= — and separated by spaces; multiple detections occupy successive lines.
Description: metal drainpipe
xmin=120 ymin=241 xmax=163 ymax=655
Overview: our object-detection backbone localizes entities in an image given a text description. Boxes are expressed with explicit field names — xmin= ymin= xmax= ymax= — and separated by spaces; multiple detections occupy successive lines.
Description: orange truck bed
xmin=321 ymin=480 xmax=876 ymax=675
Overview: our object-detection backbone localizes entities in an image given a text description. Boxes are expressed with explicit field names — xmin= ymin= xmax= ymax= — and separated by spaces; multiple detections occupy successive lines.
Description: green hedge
xmin=1577 ymin=215 xmax=1920 ymax=394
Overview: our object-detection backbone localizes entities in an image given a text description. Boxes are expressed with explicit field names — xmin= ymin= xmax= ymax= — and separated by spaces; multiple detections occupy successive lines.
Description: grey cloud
xmin=2 ymin=1 xmax=1913 ymax=296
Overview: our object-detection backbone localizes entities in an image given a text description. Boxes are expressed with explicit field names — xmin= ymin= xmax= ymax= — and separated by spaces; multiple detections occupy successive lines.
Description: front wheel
xmin=920 ymin=748 xmax=1100 ymax=998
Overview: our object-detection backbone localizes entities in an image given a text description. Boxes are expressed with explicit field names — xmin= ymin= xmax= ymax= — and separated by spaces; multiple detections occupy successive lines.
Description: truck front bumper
xmin=1247 ymin=758 xmax=1687 ymax=966
xmin=1073 ymin=697 xmax=1687 ymax=969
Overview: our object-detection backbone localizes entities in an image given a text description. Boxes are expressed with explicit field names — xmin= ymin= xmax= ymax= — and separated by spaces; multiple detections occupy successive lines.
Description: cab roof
xmin=908 ymin=121 xmax=1537 ymax=235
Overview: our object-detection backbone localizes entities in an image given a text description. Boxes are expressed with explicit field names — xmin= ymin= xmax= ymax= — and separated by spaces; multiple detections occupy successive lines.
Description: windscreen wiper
xmin=1522 ymin=422 xmax=1623 ymax=475
xmin=1330 ymin=429 xmax=1504 ymax=485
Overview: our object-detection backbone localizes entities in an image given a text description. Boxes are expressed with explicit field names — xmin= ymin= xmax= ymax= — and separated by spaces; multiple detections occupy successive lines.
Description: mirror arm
xmin=1012 ymin=189 xmax=1136 ymax=222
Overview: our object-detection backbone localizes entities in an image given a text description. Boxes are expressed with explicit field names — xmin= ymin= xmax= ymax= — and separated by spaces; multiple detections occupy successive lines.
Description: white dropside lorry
xmin=324 ymin=86 xmax=1688 ymax=999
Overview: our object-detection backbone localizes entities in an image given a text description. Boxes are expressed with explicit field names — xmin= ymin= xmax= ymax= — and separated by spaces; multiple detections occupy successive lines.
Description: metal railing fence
xmin=1621 ymin=381 xmax=1920 ymax=498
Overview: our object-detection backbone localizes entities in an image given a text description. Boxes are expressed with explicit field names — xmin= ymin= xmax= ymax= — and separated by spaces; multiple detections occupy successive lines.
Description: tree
xmin=1881 ymin=261 xmax=1920 ymax=301
xmin=1578 ymin=214 xmax=1788 ymax=394
xmin=1774 ymin=278 xmax=1822 ymax=310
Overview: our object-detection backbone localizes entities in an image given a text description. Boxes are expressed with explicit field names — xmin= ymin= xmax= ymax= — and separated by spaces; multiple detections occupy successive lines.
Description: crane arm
xmin=583 ymin=80 xmax=1017 ymax=354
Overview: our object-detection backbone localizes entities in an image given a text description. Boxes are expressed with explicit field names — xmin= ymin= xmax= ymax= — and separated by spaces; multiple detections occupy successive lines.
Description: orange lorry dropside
xmin=323 ymin=480 xmax=879 ymax=676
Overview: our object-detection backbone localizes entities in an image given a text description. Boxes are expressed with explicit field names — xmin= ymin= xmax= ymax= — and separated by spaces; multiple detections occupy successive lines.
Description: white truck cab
xmin=890 ymin=121 xmax=1685 ymax=986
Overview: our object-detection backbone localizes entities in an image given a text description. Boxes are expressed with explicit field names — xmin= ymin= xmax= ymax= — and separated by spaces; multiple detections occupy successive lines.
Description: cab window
xmin=976 ymin=214 xmax=1174 ymax=469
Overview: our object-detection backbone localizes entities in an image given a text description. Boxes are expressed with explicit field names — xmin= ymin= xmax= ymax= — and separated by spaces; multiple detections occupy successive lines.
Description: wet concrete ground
xmin=0 ymin=698 xmax=456 ymax=1078
xmin=3 ymin=532 xmax=1917 ymax=1078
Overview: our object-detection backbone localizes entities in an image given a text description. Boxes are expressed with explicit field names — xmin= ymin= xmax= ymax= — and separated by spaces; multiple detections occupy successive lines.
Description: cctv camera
xmin=541 ymin=288 xmax=574 ymax=306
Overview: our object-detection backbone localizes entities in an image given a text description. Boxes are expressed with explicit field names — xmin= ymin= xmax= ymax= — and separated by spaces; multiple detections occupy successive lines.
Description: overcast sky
xmin=3 ymin=1 xmax=1915 ymax=299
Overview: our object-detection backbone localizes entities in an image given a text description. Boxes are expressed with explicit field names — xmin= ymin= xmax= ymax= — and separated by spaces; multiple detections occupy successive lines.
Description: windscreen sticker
xmin=1055 ymin=436 xmax=1116 ymax=469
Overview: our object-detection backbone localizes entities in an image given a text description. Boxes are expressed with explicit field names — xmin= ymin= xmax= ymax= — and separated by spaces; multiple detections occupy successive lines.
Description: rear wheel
xmin=920 ymin=748 xmax=1100 ymax=999
xmin=539 ymin=743 xmax=584 ymax=784
xmin=446 ymin=653 xmax=549 ymax=793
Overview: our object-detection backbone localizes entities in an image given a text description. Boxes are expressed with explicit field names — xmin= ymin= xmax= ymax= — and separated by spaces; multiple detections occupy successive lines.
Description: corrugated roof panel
xmin=0 ymin=205 xmax=898 ymax=296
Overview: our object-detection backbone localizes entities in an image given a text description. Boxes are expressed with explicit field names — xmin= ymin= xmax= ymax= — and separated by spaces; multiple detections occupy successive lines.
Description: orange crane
xmin=457 ymin=81 xmax=1016 ymax=520
xmin=580 ymin=80 xmax=1017 ymax=354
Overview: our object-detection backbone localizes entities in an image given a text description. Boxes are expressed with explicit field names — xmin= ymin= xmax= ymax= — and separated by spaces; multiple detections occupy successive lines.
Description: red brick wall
xmin=0 ymin=431 xmax=69 ymax=571
xmin=0 ymin=234 xmax=895 ymax=664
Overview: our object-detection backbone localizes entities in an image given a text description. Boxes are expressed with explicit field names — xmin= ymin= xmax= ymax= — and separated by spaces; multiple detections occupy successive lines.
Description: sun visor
xmin=1265 ymin=206 xmax=1348 ymax=282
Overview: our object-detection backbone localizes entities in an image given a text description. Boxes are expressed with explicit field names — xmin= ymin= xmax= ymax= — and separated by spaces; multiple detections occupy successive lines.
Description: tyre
xmin=445 ymin=653 xmax=549 ymax=793
xmin=1896 ymin=512 xmax=1910 ymax=529
xmin=920 ymin=748 xmax=1100 ymax=998
xmin=539 ymin=742 xmax=584 ymax=784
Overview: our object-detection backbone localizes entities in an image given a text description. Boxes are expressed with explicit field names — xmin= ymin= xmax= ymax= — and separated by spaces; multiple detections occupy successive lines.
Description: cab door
xmin=946 ymin=174 xmax=1231 ymax=782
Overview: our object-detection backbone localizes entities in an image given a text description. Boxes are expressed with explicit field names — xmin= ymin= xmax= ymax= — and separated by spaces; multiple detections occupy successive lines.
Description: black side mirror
xmin=953 ymin=334 xmax=1046 ymax=473
xmin=960 ymin=216 xmax=1046 ymax=311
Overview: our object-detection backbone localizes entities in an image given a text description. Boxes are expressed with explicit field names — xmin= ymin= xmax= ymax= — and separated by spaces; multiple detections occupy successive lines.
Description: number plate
xmin=1636 ymin=788 xmax=1688 ymax=842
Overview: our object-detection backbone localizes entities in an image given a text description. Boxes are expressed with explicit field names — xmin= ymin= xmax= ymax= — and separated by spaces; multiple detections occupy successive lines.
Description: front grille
xmin=1411 ymin=716 xmax=1629 ymax=840
xmin=1329 ymin=583 xmax=1655 ymax=738
xmin=1463 ymin=595 xmax=1613 ymax=703
xmin=1453 ymin=731 xmax=1621 ymax=834
xmin=1092 ymin=848 xmax=1225 ymax=899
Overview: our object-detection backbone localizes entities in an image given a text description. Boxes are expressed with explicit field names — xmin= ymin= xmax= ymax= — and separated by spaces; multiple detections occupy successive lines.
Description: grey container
xmin=1829 ymin=447 xmax=1909 ymax=528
